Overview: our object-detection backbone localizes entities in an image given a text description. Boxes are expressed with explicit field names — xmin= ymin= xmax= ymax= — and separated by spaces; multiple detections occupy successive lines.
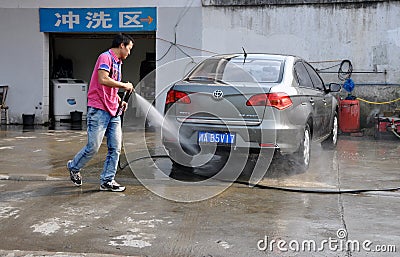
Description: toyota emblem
xmin=212 ymin=90 xmax=224 ymax=100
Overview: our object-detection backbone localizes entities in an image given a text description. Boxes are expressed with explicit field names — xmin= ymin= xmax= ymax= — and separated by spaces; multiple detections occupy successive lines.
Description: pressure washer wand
xmin=116 ymin=89 xmax=134 ymax=117
xmin=117 ymin=88 xmax=134 ymax=170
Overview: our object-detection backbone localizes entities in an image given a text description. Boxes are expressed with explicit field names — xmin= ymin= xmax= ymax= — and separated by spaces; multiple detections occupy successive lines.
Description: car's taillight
xmin=246 ymin=93 xmax=293 ymax=110
xmin=165 ymin=89 xmax=191 ymax=104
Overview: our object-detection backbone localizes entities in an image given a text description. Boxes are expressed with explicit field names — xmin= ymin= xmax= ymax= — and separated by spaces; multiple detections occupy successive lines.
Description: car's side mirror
xmin=327 ymin=83 xmax=341 ymax=92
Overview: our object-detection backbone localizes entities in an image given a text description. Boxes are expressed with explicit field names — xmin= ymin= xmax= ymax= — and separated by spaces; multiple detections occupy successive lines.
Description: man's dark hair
xmin=111 ymin=33 xmax=135 ymax=48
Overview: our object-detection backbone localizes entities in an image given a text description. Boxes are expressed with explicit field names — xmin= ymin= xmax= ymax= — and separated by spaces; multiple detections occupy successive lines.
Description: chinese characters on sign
xmin=86 ymin=11 xmax=112 ymax=29
xmin=40 ymin=8 xmax=157 ymax=32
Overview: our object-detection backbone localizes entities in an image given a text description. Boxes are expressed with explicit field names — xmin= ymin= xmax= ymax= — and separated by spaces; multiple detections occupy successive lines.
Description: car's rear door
xmin=294 ymin=61 xmax=325 ymax=139
xmin=304 ymin=62 xmax=333 ymax=137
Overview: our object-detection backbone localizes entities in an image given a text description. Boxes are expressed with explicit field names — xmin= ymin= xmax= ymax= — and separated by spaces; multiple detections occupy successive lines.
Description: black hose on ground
xmin=119 ymin=155 xmax=400 ymax=194
xmin=119 ymin=154 xmax=169 ymax=170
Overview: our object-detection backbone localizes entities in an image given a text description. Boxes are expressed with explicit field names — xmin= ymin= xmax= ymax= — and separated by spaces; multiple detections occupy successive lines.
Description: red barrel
xmin=339 ymin=99 xmax=360 ymax=132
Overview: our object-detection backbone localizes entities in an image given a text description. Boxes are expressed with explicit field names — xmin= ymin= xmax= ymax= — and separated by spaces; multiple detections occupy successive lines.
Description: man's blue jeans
xmin=68 ymin=107 xmax=122 ymax=184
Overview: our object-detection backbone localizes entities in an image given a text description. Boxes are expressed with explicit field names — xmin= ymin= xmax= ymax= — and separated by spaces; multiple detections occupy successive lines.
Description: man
xmin=67 ymin=33 xmax=134 ymax=192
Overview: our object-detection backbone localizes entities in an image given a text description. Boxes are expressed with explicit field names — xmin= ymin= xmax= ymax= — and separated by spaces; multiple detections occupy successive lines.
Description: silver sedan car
xmin=162 ymin=53 xmax=341 ymax=172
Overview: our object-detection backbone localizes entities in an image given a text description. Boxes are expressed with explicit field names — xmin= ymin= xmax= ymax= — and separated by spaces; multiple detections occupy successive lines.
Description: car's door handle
xmin=323 ymin=99 xmax=327 ymax=105
xmin=309 ymin=98 xmax=315 ymax=105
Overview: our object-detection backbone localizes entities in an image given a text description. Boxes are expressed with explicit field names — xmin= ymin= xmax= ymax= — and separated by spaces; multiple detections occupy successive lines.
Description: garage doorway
xmin=48 ymin=32 xmax=156 ymax=125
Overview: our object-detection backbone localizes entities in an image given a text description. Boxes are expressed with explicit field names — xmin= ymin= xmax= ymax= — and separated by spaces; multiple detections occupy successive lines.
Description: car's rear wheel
xmin=167 ymin=148 xmax=194 ymax=169
xmin=321 ymin=112 xmax=338 ymax=150
xmin=291 ymin=123 xmax=311 ymax=173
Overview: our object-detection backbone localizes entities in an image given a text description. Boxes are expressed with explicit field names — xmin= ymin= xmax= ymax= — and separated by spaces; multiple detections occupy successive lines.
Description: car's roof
xmin=209 ymin=53 xmax=299 ymax=61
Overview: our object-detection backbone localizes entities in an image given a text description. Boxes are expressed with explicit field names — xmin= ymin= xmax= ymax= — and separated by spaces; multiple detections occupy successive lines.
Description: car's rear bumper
xmin=161 ymin=118 xmax=302 ymax=155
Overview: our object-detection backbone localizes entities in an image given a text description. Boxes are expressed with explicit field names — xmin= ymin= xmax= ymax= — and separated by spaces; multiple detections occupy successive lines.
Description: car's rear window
xmin=187 ymin=57 xmax=283 ymax=83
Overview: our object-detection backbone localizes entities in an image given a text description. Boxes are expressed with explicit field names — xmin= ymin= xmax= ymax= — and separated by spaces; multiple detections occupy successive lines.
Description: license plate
xmin=198 ymin=131 xmax=236 ymax=145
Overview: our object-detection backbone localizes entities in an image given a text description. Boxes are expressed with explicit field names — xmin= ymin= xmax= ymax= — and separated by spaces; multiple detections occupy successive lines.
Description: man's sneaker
xmin=67 ymin=160 xmax=82 ymax=186
xmin=100 ymin=180 xmax=126 ymax=192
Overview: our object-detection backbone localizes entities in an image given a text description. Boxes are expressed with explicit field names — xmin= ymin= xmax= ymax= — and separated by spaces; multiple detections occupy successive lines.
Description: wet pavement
xmin=0 ymin=124 xmax=399 ymax=256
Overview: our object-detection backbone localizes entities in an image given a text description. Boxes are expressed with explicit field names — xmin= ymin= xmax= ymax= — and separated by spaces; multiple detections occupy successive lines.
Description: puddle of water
xmin=109 ymin=234 xmax=152 ymax=248
xmin=31 ymin=218 xmax=62 ymax=236
xmin=0 ymin=146 xmax=14 ymax=150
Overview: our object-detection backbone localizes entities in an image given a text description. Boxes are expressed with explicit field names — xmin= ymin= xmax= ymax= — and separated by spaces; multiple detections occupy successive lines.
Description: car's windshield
xmin=187 ymin=56 xmax=283 ymax=83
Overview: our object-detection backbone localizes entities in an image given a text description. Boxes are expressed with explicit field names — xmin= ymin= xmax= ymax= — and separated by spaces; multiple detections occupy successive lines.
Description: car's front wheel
xmin=321 ymin=112 xmax=338 ymax=150
xmin=291 ymin=123 xmax=311 ymax=173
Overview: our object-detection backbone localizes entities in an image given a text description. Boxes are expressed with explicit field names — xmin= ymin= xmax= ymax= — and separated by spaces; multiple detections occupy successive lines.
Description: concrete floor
xmin=0 ymin=124 xmax=399 ymax=257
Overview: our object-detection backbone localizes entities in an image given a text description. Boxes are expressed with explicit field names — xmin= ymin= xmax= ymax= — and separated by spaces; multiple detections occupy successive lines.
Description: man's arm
xmin=98 ymin=69 xmax=134 ymax=92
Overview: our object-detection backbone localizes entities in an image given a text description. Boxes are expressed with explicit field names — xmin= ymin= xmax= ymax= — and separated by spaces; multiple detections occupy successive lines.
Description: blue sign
xmin=39 ymin=7 xmax=157 ymax=32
